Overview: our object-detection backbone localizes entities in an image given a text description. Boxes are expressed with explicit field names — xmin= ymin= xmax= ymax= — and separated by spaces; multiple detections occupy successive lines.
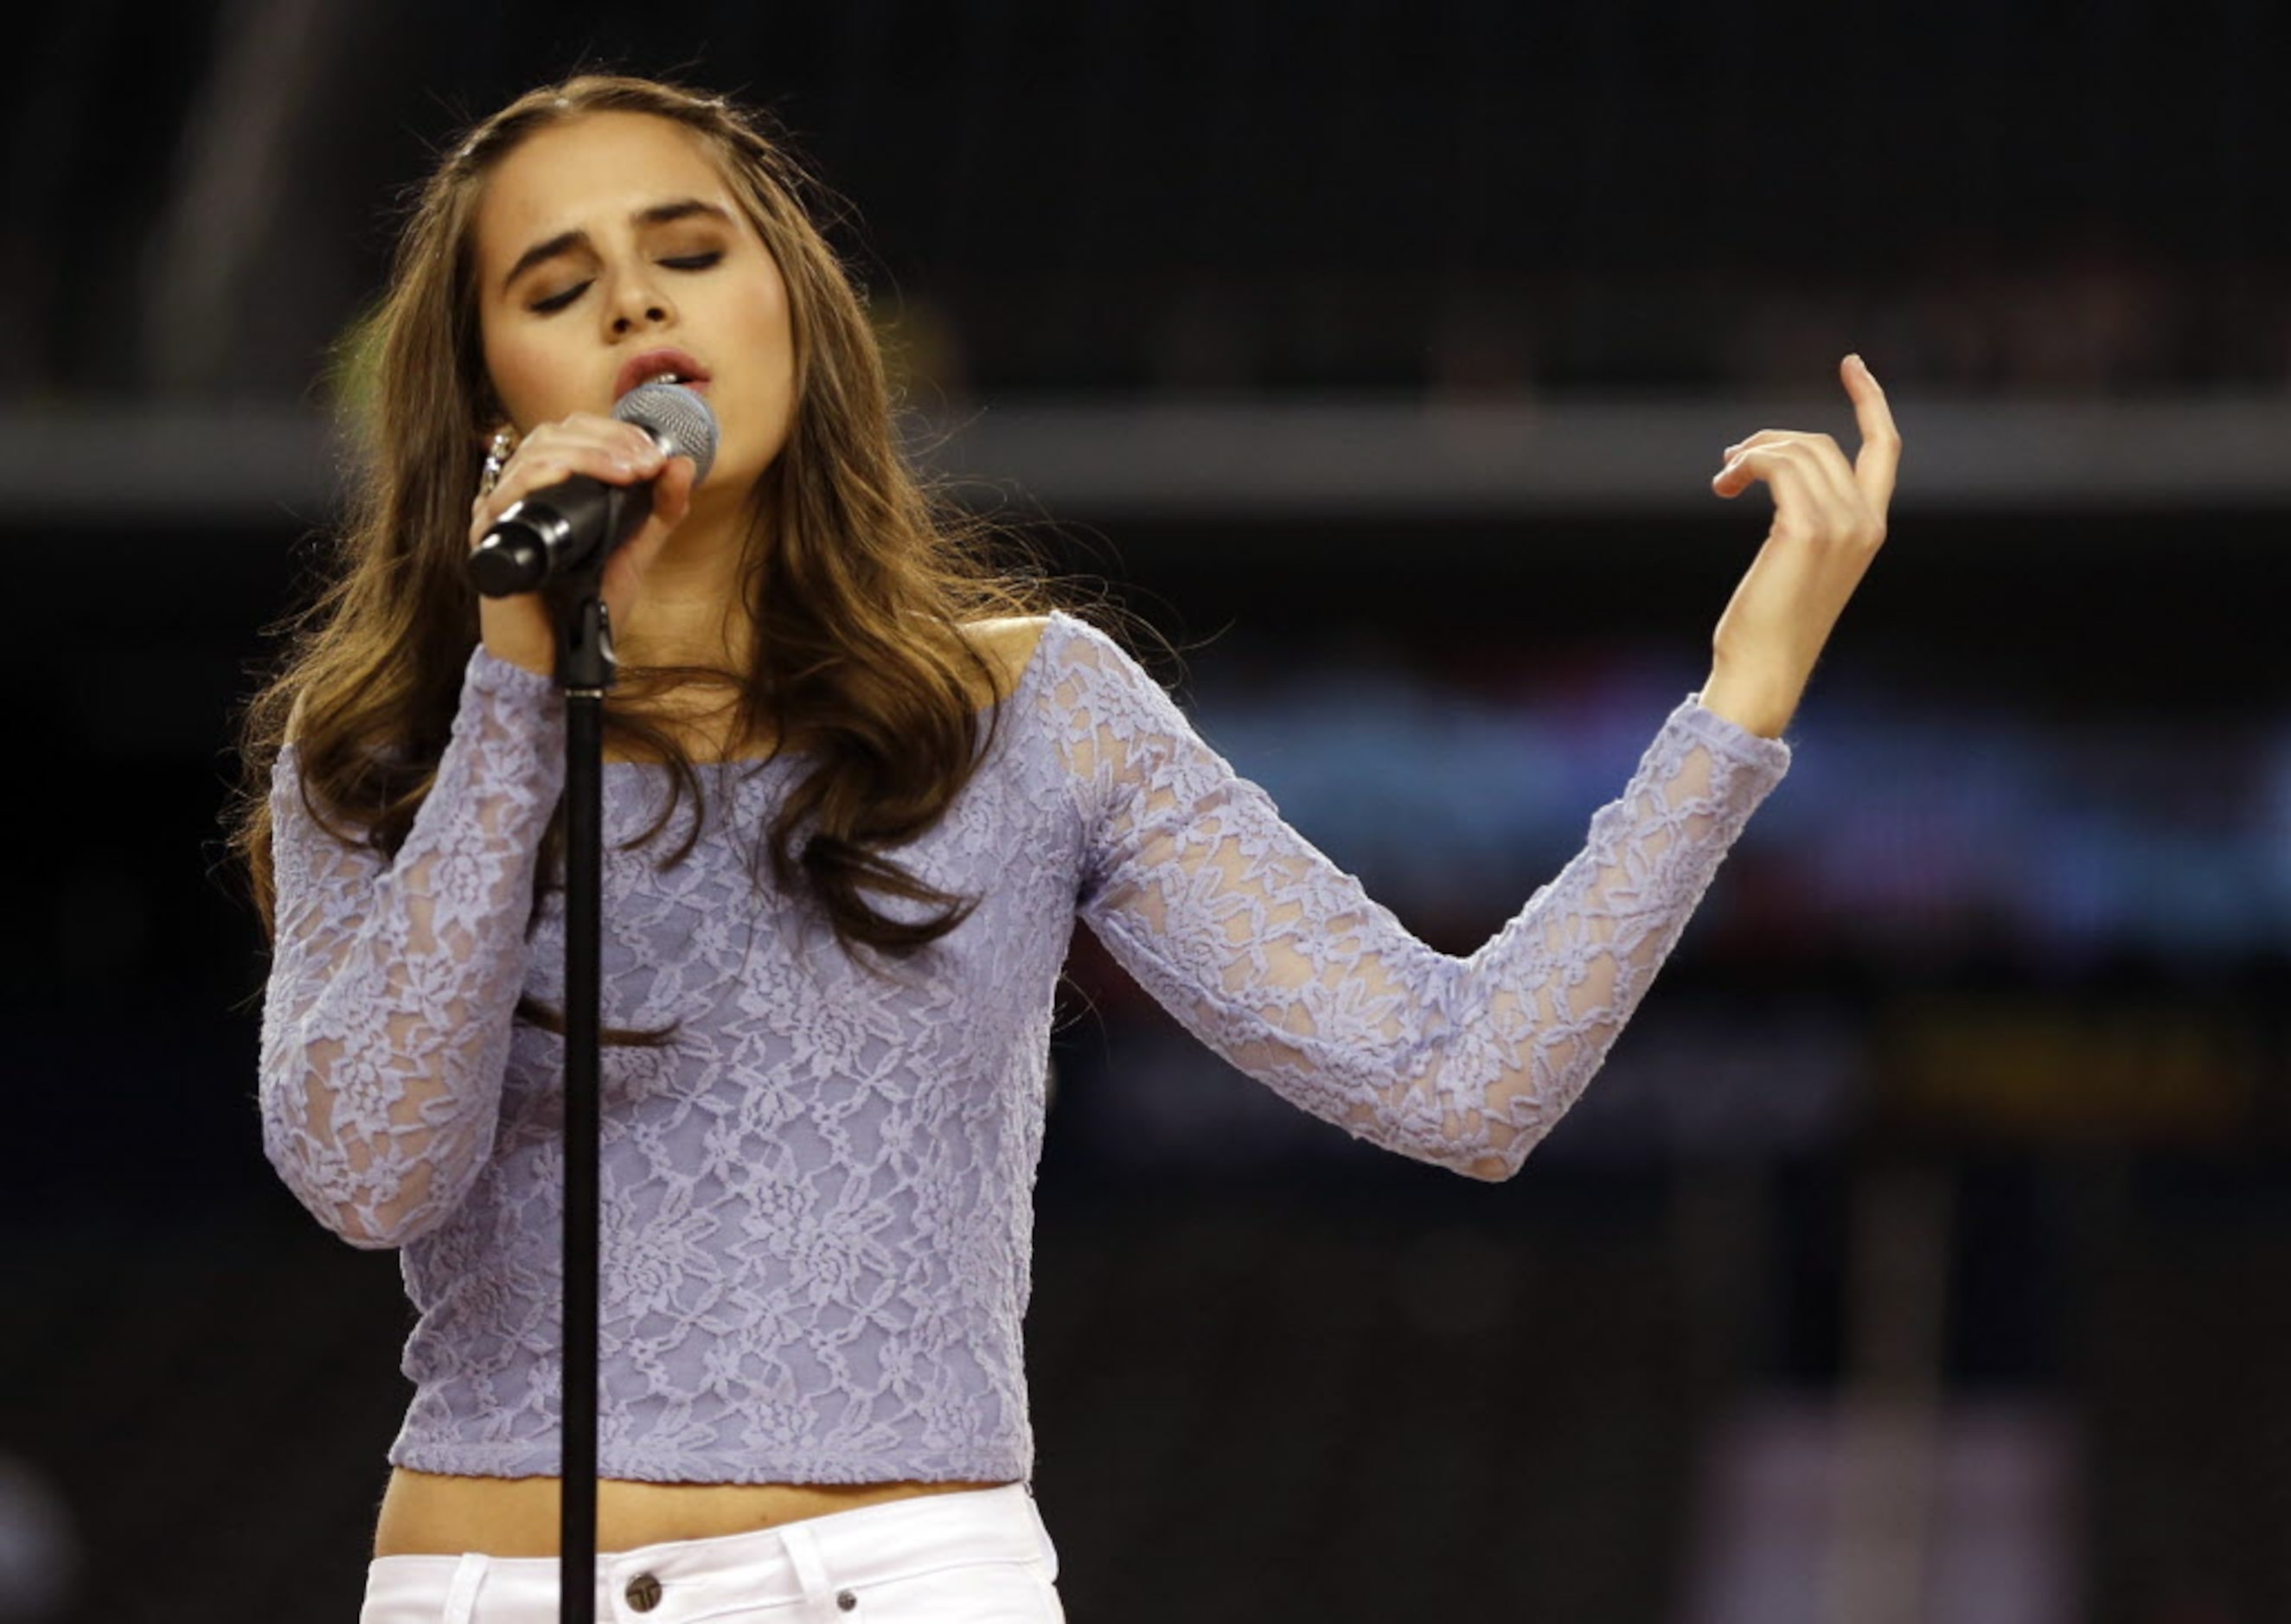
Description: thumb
xmin=652 ymin=454 xmax=698 ymax=527
xmin=625 ymin=456 xmax=697 ymax=563
xmin=600 ymin=457 xmax=699 ymax=611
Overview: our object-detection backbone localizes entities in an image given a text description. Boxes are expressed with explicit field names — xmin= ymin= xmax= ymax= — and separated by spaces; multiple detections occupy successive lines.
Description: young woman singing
xmin=236 ymin=74 xmax=1899 ymax=1623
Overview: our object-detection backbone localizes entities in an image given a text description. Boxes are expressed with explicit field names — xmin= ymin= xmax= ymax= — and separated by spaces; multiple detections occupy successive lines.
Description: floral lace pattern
xmin=259 ymin=612 xmax=1789 ymax=1483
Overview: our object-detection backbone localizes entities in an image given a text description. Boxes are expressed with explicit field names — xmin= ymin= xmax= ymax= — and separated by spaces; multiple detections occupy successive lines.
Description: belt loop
xmin=780 ymin=1521 xmax=835 ymax=1608
xmin=443 ymin=1552 xmax=488 ymax=1624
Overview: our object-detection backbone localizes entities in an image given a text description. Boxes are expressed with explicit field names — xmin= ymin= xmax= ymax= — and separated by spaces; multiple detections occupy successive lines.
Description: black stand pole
xmin=554 ymin=581 xmax=613 ymax=1624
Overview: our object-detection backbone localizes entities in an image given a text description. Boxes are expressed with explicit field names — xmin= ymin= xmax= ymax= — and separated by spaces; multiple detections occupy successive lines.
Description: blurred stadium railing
xmin=9 ymin=2 xmax=2291 ymax=1622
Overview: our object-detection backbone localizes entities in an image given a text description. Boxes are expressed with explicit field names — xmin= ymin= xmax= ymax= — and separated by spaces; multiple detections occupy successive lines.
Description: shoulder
xmin=960 ymin=614 xmax=1054 ymax=691
xmin=961 ymin=611 xmax=1162 ymax=700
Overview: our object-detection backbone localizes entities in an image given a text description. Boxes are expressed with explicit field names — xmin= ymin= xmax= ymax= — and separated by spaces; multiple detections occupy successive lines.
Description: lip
xmin=615 ymin=347 xmax=713 ymax=401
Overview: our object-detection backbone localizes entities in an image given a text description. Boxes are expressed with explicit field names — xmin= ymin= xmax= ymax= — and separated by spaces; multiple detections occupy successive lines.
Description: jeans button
xmin=625 ymin=1572 xmax=663 ymax=1611
xmin=836 ymin=1589 xmax=859 ymax=1612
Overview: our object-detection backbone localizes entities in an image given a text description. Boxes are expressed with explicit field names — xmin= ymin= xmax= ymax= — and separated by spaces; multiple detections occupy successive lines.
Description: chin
xmin=710 ymin=435 xmax=766 ymax=487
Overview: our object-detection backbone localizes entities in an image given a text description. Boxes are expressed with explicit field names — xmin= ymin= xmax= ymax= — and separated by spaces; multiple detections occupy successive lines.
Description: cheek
xmin=742 ymin=265 xmax=797 ymax=392
xmin=479 ymin=325 xmax=563 ymax=430
xmin=725 ymin=291 xmax=797 ymax=447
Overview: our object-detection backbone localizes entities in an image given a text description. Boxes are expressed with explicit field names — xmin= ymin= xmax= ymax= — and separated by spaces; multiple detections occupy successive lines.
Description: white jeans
xmin=360 ymin=1485 xmax=1064 ymax=1623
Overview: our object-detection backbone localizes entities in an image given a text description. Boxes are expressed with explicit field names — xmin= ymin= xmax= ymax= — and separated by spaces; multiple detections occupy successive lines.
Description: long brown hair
xmin=234 ymin=74 xmax=1053 ymax=956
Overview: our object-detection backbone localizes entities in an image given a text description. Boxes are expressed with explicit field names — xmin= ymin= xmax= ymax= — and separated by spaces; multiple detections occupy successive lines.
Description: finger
xmin=1722 ymin=427 xmax=1847 ymax=464
xmin=650 ymin=456 xmax=697 ymax=531
xmin=547 ymin=409 xmax=666 ymax=451
xmin=1712 ymin=444 xmax=1846 ymax=536
xmin=482 ymin=438 xmax=664 ymax=522
xmin=542 ymin=419 xmax=669 ymax=478
xmin=600 ymin=457 xmax=700 ymax=610
xmin=1791 ymin=431 xmax=1865 ymax=513
xmin=1715 ymin=440 xmax=1821 ymax=499
xmin=1720 ymin=430 xmax=1884 ymax=552
xmin=637 ymin=460 xmax=696 ymax=554
xmin=469 ymin=418 xmax=675 ymax=551
xmin=507 ymin=416 xmax=667 ymax=475
xmin=1722 ymin=428 xmax=1793 ymax=460
xmin=1840 ymin=355 xmax=1901 ymax=508
xmin=1713 ymin=432 xmax=1797 ymax=497
xmin=614 ymin=458 xmax=698 ymax=566
xmin=1726 ymin=430 xmax=1855 ymax=482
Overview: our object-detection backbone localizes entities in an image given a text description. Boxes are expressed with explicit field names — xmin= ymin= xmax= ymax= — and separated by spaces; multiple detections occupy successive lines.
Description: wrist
xmin=1699 ymin=662 xmax=1801 ymax=738
xmin=479 ymin=601 xmax=557 ymax=677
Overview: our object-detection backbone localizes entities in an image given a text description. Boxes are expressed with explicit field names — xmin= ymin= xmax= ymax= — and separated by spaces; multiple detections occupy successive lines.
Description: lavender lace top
xmin=259 ymin=611 xmax=1789 ymax=1485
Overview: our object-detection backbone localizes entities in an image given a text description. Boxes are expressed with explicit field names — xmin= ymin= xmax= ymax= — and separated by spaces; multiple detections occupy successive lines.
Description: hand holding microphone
xmin=466 ymin=382 xmax=720 ymax=675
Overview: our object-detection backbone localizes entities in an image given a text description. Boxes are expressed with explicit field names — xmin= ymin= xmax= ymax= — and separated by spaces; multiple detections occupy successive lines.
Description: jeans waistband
xmin=363 ymin=1484 xmax=1053 ymax=1621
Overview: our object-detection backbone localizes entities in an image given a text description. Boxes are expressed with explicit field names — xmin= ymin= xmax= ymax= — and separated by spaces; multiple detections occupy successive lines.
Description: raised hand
xmin=466 ymin=412 xmax=699 ymax=675
xmin=1699 ymin=355 xmax=1901 ymax=738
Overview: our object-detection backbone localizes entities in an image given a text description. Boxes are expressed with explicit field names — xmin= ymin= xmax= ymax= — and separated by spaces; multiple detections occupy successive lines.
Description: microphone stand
xmin=550 ymin=568 xmax=612 ymax=1624
xmin=469 ymin=385 xmax=713 ymax=1621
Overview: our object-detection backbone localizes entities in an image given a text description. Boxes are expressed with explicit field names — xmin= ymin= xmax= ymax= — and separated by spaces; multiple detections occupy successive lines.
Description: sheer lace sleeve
xmin=259 ymin=649 xmax=564 ymax=1248
xmin=1053 ymin=619 xmax=1790 ymax=1180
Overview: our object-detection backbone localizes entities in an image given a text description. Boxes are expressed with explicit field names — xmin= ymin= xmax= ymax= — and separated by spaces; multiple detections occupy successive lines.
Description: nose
xmin=605 ymin=269 xmax=672 ymax=336
xmin=611 ymin=300 xmax=669 ymax=335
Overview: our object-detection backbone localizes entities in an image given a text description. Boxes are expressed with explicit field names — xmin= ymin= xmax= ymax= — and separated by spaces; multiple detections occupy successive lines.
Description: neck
xmin=617 ymin=489 xmax=758 ymax=672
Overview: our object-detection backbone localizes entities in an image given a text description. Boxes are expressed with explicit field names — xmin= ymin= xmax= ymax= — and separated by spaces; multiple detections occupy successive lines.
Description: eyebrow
xmin=497 ymin=198 xmax=736 ymax=295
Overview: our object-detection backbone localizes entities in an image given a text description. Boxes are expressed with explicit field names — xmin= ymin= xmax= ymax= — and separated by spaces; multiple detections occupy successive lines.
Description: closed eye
xmin=526 ymin=252 xmax=723 ymax=315
xmin=530 ymin=280 xmax=591 ymax=315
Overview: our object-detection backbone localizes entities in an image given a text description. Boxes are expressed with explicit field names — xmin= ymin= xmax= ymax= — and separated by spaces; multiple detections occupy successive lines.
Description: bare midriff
xmin=373 ymin=1467 xmax=1009 ymax=1558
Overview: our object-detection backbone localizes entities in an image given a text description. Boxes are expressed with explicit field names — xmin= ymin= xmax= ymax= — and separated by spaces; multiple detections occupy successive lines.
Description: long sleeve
xmin=1053 ymin=618 xmax=1790 ymax=1180
xmin=258 ymin=649 xmax=564 ymax=1248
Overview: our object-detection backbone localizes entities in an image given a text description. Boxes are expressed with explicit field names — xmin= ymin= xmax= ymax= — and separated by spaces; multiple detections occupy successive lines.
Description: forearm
xmin=259 ymin=649 xmax=563 ymax=1244
xmin=1083 ymin=684 xmax=1787 ymax=1181
xmin=1432 ymin=694 xmax=1789 ymax=1176
xmin=1698 ymin=654 xmax=1804 ymax=740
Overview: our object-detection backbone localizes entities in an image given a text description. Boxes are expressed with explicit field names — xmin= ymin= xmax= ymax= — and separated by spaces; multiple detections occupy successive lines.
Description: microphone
xmin=467 ymin=382 xmax=720 ymax=598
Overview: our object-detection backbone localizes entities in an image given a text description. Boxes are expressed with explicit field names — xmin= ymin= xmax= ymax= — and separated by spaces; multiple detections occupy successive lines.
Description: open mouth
xmin=617 ymin=348 xmax=713 ymax=399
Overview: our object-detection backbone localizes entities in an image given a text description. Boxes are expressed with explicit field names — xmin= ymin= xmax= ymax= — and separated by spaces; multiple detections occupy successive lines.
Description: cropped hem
xmin=1675 ymin=691 xmax=1795 ymax=777
xmin=466 ymin=644 xmax=563 ymax=707
xmin=387 ymin=1435 xmax=1035 ymax=1488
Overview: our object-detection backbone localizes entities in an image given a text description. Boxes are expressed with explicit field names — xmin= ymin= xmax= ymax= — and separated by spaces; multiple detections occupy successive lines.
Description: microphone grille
xmin=612 ymin=382 xmax=720 ymax=487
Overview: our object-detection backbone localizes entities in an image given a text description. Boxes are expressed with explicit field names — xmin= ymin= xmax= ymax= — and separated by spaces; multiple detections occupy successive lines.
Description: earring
xmin=477 ymin=428 xmax=517 ymax=498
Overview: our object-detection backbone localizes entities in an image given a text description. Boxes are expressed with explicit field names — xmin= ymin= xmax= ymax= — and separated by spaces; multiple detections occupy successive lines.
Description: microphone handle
xmin=468 ymin=474 xmax=657 ymax=598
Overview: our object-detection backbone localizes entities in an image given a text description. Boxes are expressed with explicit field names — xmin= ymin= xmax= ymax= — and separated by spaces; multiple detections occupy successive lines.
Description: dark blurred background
xmin=4 ymin=2 xmax=2289 ymax=1621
